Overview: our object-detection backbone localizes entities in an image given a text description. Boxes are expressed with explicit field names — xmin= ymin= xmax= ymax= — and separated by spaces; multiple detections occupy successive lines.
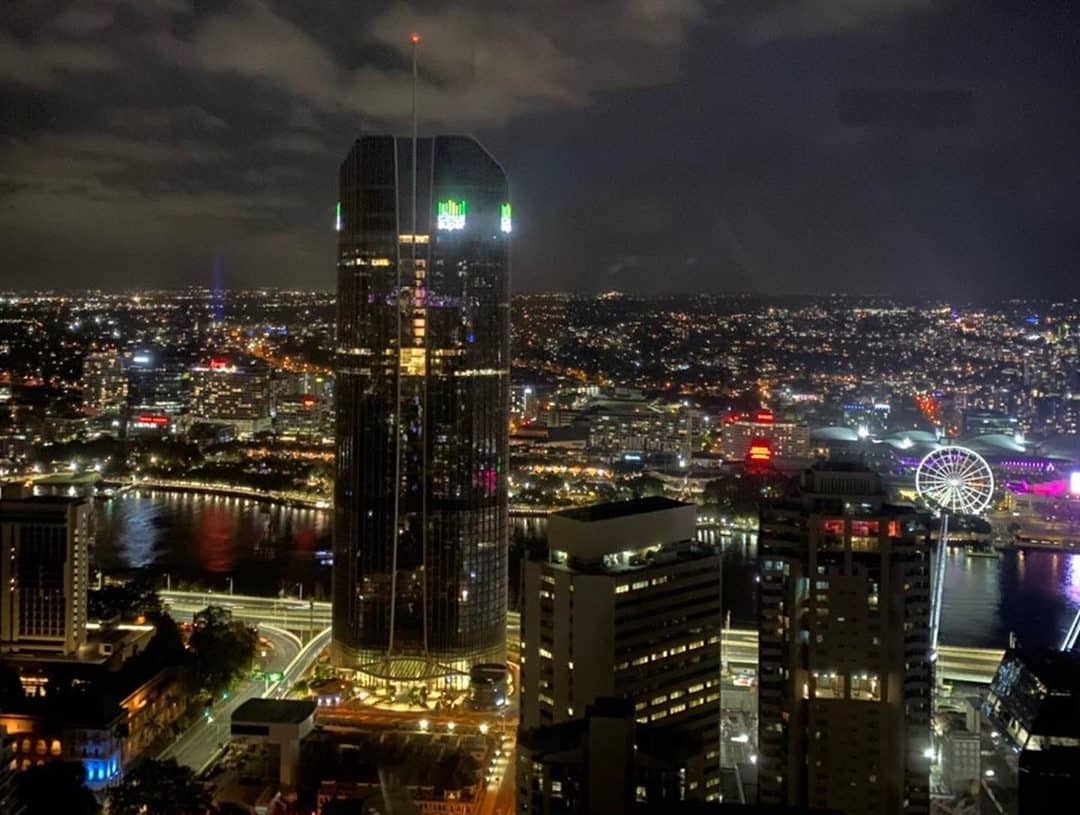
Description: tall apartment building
xmin=521 ymin=497 xmax=723 ymax=800
xmin=190 ymin=358 xmax=272 ymax=438
xmin=758 ymin=464 xmax=931 ymax=815
xmin=0 ymin=496 xmax=90 ymax=656
xmin=81 ymin=351 xmax=126 ymax=415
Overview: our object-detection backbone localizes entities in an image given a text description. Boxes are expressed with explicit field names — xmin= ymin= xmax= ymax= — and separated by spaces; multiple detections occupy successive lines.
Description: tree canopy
xmin=107 ymin=758 xmax=211 ymax=815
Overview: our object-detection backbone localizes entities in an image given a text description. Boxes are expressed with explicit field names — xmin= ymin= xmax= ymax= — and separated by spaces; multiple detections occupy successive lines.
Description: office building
xmin=983 ymin=648 xmax=1080 ymax=813
xmin=125 ymin=351 xmax=190 ymax=420
xmin=274 ymin=394 xmax=330 ymax=441
xmin=757 ymin=464 xmax=931 ymax=815
xmin=0 ymin=496 xmax=90 ymax=656
xmin=190 ymin=358 xmax=272 ymax=438
xmin=722 ymin=409 xmax=810 ymax=462
xmin=332 ymin=135 xmax=510 ymax=685
xmin=939 ymin=727 xmax=980 ymax=796
xmin=81 ymin=351 xmax=126 ymax=415
xmin=521 ymin=497 xmax=722 ymax=800
xmin=517 ymin=697 xmax=696 ymax=815
xmin=961 ymin=409 xmax=1018 ymax=438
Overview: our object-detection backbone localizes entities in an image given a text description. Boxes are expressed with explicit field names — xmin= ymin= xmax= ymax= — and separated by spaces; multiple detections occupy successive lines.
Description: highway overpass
xmin=164 ymin=592 xmax=1005 ymax=684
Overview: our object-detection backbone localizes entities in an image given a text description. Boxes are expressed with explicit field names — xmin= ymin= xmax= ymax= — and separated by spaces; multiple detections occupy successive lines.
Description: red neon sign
xmin=137 ymin=415 xmax=169 ymax=426
xmin=209 ymin=358 xmax=230 ymax=371
xmin=747 ymin=438 xmax=772 ymax=464
xmin=755 ymin=409 xmax=775 ymax=425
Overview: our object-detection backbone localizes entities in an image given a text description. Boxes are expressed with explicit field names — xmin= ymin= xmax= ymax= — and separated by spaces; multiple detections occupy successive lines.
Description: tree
xmin=107 ymin=758 xmax=211 ymax=815
xmin=630 ymin=474 xmax=666 ymax=498
xmin=17 ymin=760 xmax=99 ymax=815
xmin=88 ymin=572 xmax=162 ymax=622
xmin=188 ymin=606 xmax=257 ymax=697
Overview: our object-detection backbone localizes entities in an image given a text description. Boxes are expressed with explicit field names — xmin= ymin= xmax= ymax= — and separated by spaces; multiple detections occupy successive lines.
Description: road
xmin=162 ymin=589 xmax=330 ymax=632
xmin=164 ymin=592 xmax=1005 ymax=683
xmin=157 ymin=622 xmax=301 ymax=772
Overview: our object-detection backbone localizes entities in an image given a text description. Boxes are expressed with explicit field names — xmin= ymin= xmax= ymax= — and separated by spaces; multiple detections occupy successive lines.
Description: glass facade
xmin=333 ymin=135 xmax=509 ymax=683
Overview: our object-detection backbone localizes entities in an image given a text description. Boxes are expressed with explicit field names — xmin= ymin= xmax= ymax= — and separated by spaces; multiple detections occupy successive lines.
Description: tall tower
xmin=758 ymin=464 xmax=931 ymax=815
xmin=0 ymin=495 xmax=91 ymax=656
xmin=332 ymin=134 xmax=510 ymax=687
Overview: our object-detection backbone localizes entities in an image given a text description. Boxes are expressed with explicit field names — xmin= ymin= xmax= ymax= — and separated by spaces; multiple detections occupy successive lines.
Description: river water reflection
xmin=93 ymin=493 xmax=1080 ymax=649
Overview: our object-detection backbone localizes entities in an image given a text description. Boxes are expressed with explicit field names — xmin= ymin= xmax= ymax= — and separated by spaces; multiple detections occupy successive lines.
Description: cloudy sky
xmin=1 ymin=1 xmax=1078 ymax=297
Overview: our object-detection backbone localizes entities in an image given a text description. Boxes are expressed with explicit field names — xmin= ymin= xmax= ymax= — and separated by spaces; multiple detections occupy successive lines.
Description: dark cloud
xmin=0 ymin=0 xmax=1078 ymax=296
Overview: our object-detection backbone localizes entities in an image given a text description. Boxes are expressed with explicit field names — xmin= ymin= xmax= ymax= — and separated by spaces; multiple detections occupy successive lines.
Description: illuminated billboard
xmin=437 ymin=199 xmax=467 ymax=230
xmin=335 ymin=202 xmax=342 ymax=232
xmin=1071 ymin=471 xmax=1080 ymax=496
xmin=500 ymin=202 xmax=512 ymax=233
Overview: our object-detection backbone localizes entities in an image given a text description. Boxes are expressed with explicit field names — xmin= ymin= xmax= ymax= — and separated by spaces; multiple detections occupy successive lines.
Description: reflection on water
xmin=93 ymin=490 xmax=332 ymax=598
xmin=94 ymin=495 xmax=1080 ymax=649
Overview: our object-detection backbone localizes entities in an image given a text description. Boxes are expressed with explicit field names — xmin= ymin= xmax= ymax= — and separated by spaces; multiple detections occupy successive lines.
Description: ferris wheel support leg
xmin=931 ymin=513 xmax=949 ymax=658
xmin=1061 ymin=605 xmax=1080 ymax=652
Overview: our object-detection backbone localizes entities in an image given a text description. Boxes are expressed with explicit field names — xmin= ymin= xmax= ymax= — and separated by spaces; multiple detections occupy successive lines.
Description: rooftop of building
xmin=232 ymin=698 xmax=317 ymax=725
xmin=554 ymin=495 xmax=688 ymax=524
xmin=301 ymin=729 xmax=483 ymax=795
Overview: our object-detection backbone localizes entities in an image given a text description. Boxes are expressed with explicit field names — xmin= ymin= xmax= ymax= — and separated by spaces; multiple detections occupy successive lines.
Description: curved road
xmin=157 ymin=620 xmax=300 ymax=772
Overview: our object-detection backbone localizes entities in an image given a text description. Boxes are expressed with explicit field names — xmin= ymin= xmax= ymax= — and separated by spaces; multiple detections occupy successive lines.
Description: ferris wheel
xmin=915 ymin=445 xmax=995 ymax=658
xmin=915 ymin=445 xmax=994 ymax=516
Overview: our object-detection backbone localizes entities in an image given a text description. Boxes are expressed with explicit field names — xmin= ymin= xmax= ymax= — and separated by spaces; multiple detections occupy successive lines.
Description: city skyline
xmin=2 ymin=2 xmax=1079 ymax=297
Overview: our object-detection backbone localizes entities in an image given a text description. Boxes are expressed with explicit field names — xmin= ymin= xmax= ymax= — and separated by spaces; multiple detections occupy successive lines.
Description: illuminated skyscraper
xmin=758 ymin=464 xmax=931 ymax=815
xmin=332 ymin=135 xmax=510 ymax=685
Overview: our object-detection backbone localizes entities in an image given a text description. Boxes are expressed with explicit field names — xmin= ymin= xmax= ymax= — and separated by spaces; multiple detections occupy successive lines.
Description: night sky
xmin=2 ymin=1 xmax=1078 ymax=297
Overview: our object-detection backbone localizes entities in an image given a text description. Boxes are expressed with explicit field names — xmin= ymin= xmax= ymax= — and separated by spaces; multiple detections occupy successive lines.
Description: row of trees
xmin=16 ymin=758 xmax=213 ymax=815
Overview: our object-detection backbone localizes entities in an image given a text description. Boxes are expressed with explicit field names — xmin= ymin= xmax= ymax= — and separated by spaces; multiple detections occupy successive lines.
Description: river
xmin=93 ymin=492 xmax=1080 ymax=650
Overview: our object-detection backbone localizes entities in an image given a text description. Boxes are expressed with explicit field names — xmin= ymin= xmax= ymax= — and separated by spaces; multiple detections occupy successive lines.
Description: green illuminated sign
xmin=335 ymin=202 xmax=342 ymax=232
xmin=500 ymin=202 xmax=512 ymax=234
xmin=437 ymin=199 xmax=467 ymax=230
